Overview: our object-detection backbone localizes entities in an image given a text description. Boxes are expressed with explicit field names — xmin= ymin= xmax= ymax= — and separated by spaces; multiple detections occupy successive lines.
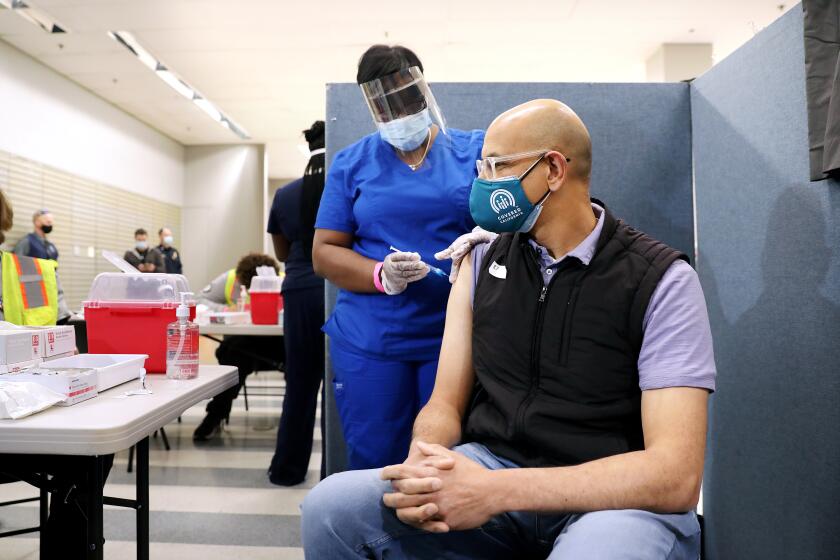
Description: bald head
xmin=484 ymin=99 xmax=592 ymax=181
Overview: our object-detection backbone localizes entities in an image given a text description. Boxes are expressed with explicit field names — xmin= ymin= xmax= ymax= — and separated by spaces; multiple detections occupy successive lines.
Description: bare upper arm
xmin=427 ymin=252 xmax=476 ymax=419
xmin=641 ymin=387 xmax=709 ymax=488
xmin=312 ymin=228 xmax=352 ymax=270
xmin=313 ymin=228 xmax=352 ymax=250
xmin=271 ymin=233 xmax=290 ymax=262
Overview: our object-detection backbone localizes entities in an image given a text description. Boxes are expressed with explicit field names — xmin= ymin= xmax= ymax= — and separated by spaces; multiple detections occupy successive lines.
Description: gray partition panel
xmin=323 ymin=82 xmax=694 ymax=475
xmin=693 ymin=6 xmax=840 ymax=559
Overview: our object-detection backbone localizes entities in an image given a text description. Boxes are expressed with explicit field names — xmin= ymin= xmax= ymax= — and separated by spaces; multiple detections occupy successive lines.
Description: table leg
xmin=85 ymin=456 xmax=104 ymax=560
xmin=136 ymin=437 xmax=150 ymax=560
xmin=39 ymin=475 xmax=48 ymax=556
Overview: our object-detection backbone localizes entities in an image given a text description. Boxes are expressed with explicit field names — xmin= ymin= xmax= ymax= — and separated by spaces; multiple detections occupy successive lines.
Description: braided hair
xmin=300 ymin=120 xmax=325 ymax=259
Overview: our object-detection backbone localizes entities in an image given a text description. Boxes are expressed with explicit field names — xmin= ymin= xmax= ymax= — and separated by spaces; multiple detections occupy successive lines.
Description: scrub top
xmin=316 ymin=128 xmax=485 ymax=361
xmin=267 ymin=177 xmax=325 ymax=293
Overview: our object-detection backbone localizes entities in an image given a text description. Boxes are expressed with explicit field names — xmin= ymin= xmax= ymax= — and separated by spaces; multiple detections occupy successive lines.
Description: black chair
xmin=240 ymin=356 xmax=284 ymax=412
xmin=126 ymin=427 xmax=169 ymax=473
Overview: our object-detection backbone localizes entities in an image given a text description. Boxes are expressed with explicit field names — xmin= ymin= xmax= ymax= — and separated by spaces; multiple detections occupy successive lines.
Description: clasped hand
xmin=380 ymin=441 xmax=496 ymax=533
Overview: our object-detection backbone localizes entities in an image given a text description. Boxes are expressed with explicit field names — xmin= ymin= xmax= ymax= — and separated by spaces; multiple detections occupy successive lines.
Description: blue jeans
xmin=302 ymin=443 xmax=701 ymax=559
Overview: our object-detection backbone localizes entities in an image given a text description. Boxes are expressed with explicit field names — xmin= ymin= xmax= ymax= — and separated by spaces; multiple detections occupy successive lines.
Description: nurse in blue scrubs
xmin=313 ymin=45 xmax=484 ymax=470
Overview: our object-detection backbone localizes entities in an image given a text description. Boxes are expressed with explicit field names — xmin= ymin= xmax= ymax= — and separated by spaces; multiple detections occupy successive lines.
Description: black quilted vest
xmin=464 ymin=202 xmax=688 ymax=468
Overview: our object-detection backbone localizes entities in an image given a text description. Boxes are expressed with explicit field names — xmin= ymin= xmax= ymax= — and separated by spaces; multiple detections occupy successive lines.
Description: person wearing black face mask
xmin=124 ymin=228 xmax=165 ymax=273
xmin=13 ymin=208 xmax=58 ymax=261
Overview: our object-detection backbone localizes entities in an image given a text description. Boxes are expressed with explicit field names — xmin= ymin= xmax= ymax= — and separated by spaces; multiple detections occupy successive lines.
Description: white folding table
xmin=198 ymin=323 xmax=284 ymax=337
xmin=0 ymin=365 xmax=238 ymax=560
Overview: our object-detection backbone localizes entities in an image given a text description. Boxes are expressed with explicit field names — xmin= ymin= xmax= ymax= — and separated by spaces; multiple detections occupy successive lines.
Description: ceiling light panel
xmin=107 ymin=30 xmax=250 ymax=140
xmin=0 ymin=0 xmax=68 ymax=33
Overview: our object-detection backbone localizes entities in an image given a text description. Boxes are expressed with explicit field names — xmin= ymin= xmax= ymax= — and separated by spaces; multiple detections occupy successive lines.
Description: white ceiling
xmin=0 ymin=0 xmax=794 ymax=179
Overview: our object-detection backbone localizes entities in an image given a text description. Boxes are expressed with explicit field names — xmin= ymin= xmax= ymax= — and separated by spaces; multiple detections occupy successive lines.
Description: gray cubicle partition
xmin=692 ymin=7 xmax=840 ymax=559
xmin=323 ymin=83 xmax=695 ymax=475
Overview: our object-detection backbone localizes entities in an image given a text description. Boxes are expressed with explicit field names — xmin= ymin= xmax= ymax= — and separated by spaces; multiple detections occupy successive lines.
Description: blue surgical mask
xmin=377 ymin=109 xmax=432 ymax=151
xmin=163 ymin=235 xmax=174 ymax=246
xmin=136 ymin=241 xmax=148 ymax=251
xmin=469 ymin=155 xmax=550 ymax=233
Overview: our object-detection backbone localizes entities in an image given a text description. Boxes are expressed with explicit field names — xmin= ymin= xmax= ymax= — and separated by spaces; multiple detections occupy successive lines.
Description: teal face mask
xmin=469 ymin=154 xmax=550 ymax=233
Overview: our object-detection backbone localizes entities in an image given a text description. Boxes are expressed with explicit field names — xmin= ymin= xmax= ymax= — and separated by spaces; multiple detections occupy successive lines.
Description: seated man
xmin=301 ymin=99 xmax=715 ymax=559
xmin=193 ymin=252 xmax=285 ymax=440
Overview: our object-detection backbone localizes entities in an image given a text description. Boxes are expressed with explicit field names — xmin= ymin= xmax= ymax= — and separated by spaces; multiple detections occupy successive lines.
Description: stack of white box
xmin=0 ymin=325 xmax=95 ymax=405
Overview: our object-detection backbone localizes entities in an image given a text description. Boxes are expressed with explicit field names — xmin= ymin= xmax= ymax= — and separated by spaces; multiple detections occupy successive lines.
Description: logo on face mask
xmin=488 ymin=189 xmax=524 ymax=224
xmin=489 ymin=189 xmax=517 ymax=214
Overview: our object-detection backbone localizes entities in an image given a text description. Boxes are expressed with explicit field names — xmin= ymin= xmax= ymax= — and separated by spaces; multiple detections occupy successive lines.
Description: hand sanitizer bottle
xmin=166 ymin=292 xmax=199 ymax=380
xmin=237 ymin=285 xmax=248 ymax=312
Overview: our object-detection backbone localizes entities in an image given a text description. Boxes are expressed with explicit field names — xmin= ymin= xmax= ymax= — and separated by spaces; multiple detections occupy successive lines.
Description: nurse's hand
xmin=434 ymin=227 xmax=497 ymax=283
xmin=381 ymin=252 xmax=429 ymax=295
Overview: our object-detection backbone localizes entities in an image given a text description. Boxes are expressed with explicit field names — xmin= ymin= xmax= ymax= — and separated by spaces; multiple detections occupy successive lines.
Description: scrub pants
xmin=269 ymin=286 xmax=325 ymax=485
xmin=301 ymin=443 xmax=701 ymax=559
xmin=330 ymin=339 xmax=438 ymax=470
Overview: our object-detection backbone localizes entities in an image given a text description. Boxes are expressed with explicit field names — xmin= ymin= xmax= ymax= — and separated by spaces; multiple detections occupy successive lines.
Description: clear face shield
xmin=360 ymin=67 xmax=448 ymax=156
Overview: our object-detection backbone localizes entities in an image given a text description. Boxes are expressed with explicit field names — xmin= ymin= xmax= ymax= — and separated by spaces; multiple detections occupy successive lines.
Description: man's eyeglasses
xmin=476 ymin=149 xmax=570 ymax=180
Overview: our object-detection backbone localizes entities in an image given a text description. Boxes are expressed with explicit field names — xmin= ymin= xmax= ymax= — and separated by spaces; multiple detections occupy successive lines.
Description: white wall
xmin=182 ymin=145 xmax=266 ymax=293
xmin=0 ymin=40 xmax=184 ymax=206
xmin=646 ymin=43 xmax=714 ymax=83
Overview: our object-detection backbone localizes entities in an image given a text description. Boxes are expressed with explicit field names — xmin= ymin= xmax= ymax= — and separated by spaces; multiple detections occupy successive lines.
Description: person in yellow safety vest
xmin=0 ymin=188 xmax=113 ymax=559
xmin=0 ymin=251 xmax=59 ymax=326
xmin=195 ymin=267 xmax=244 ymax=311
xmin=193 ymin=252 xmax=286 ymax=441
xmin=0 ymin=194 xmax=70 ymax=326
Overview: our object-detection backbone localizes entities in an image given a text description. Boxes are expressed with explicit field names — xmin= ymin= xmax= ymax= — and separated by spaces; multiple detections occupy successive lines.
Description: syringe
xmin=389 ymin=246 xmax=448 ymax=278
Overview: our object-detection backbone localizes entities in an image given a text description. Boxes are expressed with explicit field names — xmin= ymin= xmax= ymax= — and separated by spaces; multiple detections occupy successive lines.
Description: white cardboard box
xmin=4 ymin=367 xmax=98 ymax=405
xmin=0 ymin=329 xmax=42 ymax=365
xmin=206 ymin=311 xmax=250 ymax=325
xmin=0 ymin=358 xmax=41 ymax=374
xmin=30 ymin=325 xmax=76 ymax=357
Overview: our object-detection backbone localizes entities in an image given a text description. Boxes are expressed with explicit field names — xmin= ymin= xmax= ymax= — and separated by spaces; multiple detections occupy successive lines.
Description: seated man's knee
xmin=302 ymin=469 xmax=386 ymax=538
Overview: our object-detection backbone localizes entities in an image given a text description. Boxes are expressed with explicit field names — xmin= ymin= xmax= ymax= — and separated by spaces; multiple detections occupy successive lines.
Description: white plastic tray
xmin=44 ymin=354 xmax=147 ymax=391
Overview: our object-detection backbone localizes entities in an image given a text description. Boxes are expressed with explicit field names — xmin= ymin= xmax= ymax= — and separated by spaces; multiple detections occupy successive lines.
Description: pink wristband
xmin=373 ymin=262 xmax=386 ymax=293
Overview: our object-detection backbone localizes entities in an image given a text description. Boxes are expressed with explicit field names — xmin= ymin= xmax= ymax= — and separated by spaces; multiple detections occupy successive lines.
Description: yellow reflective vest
xmin=1 ymin=251 xmax=59 ymax=326
xmin=224 ymin=268 xmax=238 ymax=307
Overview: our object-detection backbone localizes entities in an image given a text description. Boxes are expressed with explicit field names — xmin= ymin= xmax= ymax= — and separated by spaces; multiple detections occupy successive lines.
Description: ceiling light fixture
xmin=0 ymin=0 xmax=68 ymax=33
xmin=107 ymin=30 xmax=250 ymax=140
xmin=106 ymin=31 xmax=156 ymax=70
xmin=156 ymin=68 xmax=194 ymax=99
xmin=194 ymin=97 xmax=223 ymax=122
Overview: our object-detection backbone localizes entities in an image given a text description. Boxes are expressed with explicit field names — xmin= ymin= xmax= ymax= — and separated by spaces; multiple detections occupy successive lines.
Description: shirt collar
xmin=528 ymin=202 xmax=605 ymax=268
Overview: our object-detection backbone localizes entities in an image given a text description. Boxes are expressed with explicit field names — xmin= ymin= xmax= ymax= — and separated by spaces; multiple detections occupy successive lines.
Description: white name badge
xmin=489 ymin=261 xmax=507 ymax=279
